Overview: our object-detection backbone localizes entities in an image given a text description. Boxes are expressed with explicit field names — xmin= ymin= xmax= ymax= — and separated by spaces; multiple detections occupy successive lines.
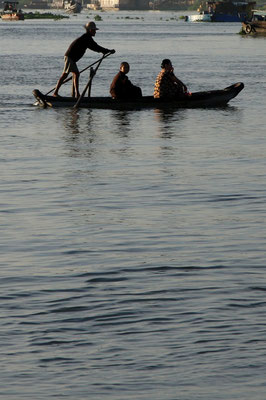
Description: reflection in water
xmin=110 ymin=110 xmax=132 ymax=138
xmin=55 ymin=109 xmax=98 ymax=159
xmin=56 ymin=108 xmax=137 ymax=160
xmin=153 ymin=108 xmax=186 ymax=139
xmin=109 ymin=110 xmax=136 ymax=158
xmin=64 ymin=109 xmax=81 ymax=136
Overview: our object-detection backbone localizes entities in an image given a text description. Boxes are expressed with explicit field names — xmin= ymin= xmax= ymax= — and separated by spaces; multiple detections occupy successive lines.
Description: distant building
xmin=25 ymin=0 xmax=52 ymax=7
xmin=97 ymin=0 xmax=196 ymax=10
xmin=86 ymin=0 xmax=101 ymax=9
xmin=98 ymin=0 xmax=150 ymax=9
xmin=151 ymin=0 xmax=195 ymax=9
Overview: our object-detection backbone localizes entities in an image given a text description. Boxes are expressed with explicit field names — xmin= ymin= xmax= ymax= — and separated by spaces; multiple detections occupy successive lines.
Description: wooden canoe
xmin=33 ymin=82 xmax=244 ymax=110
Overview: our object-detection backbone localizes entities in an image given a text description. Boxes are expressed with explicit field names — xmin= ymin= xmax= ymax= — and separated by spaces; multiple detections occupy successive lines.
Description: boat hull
xmin=64 ymin=1 xmax=82 ymax=13
xmin=1 ymin=12 xmax=24 ymax=20
xmin=33 ymin=83 xmax=244 ymax=110
xmin=186 ymin=13 xmax=212 ymax=22
xmin=186 ymin=12 xmax=249 ymax=22
xmin=212 ymin=13 xmax=247 ymax=22
xmin=242 ymin=15 xmax=266 ymax=34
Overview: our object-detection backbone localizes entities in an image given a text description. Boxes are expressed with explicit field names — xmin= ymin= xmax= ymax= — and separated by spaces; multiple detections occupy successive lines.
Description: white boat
xmin=185 ymin=12 xmax=212 ymax=22
xmin=64 ymin=0 xmax=82 ymax=13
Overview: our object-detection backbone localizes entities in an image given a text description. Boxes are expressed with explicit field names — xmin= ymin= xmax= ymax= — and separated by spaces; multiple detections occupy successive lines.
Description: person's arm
xmin=87 ymin=36 xmax=115 ymax=54
xmin=110 ymin=72 xmax=122 ymax=98
xmin=169 ymin=70 xmax=187 ymax=92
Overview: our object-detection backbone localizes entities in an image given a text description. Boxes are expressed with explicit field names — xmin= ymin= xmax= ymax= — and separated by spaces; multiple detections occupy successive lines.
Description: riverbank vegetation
xmin=24 ymin=12 xmax=69 ymax=19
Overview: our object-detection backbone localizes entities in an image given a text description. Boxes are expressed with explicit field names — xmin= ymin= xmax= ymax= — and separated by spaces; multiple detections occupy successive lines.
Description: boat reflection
xmin=110 ymin=110 xmax=133 ymax=138
xmin=56 ymin=109 xmax=99 ymax=159
xmin=153 ymin=108 xmax=186 ymax=139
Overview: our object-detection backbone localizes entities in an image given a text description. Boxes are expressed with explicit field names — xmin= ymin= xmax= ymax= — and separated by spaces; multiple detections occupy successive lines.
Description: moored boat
xmin=64 ymin=0 xmax=82 ymax=13
xmin=185 ymin=12 xmax=212 ymax=22
xmin=33 ymin=82 xmax=244 ymax=110
xmin=242 ymin=10 xmax=266 ymax=33
xmin=185 ymin=0 xmax=255 ymax=22
xmin=1 ymin=1 xmax=24 ymax=20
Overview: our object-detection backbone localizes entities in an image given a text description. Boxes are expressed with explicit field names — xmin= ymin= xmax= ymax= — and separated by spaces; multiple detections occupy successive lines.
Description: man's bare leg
xmin=72 ymin=71 xmax=80 ymax=98
xmin=53 ymin=72 xmax=68 ymax=97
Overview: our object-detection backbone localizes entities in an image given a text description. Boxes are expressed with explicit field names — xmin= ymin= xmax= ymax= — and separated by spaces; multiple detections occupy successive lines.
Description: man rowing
xmin=53 ymin=21 xmax=115 ymax=98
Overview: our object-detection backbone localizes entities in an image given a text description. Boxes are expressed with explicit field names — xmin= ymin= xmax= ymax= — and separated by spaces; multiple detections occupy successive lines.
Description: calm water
xmin=1 ymin=10 xmax=266 ymax=400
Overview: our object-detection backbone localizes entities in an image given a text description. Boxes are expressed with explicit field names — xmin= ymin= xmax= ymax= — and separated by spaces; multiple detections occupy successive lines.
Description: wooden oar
xmin=73 ymin=67 xmax=95 ymax=109
xmin=45 ymin=53 xmax=112 ymax=96
xmin=73 ymin=52 xmax=111 ymax=109
xmin=87 ymin=67 xmax=94 ymax=98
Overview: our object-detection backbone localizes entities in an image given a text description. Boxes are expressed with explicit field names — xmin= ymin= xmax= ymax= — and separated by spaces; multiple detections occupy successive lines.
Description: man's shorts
xmin=63 ymin=56 xmax=79 ymax=74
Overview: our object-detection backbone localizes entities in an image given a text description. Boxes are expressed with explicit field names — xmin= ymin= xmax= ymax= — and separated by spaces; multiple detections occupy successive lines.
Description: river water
xmin=1 ymin=10 xmax=266 ymax=400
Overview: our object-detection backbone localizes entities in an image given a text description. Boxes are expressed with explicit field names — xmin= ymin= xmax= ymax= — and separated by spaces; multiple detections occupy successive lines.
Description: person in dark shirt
xmin=110 ymin=62 xmax=142 ymax=100
xmin=53 ymin=21 xmax=115 ymax=98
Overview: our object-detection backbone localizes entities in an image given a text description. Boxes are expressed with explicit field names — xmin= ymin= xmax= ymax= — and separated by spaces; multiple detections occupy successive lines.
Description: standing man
xmin=53 ymin=21 xmax=115 ymax=98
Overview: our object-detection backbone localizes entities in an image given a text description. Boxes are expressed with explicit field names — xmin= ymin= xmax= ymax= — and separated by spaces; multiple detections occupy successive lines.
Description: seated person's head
xmin=120 ymin=62 xmax=130 ymax=74
xmin=161 ymin=59 xmax=172 ymax=71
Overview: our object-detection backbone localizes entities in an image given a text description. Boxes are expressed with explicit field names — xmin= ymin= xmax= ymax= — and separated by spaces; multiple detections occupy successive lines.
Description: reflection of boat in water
xmin=1 ymin=1 xmax=24 ymax=20
xmin=33 ymin=83 xmax=244 ymax=110
xmin=242 ymin=10 xmax=266 ymax=34
xmin=64 ymin=0 xmax=82 ymax=13
xmin=185 ymin=0 xmax=255 ymax=22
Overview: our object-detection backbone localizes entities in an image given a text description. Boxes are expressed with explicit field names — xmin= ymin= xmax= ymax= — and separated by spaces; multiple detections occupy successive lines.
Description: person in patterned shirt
xmin=154 ymin=59 xmax=188 ymax=99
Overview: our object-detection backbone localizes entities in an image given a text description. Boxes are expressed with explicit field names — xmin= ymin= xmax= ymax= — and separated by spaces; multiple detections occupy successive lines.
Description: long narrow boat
xmin=33 ymin=82 xmax=244 ymax=110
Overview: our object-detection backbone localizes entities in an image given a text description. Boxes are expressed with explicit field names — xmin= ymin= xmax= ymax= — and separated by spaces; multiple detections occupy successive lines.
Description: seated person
xmin=154 ymin=59 xmax=188 ymax=99
xmin=110 ymin=62 xmax=142 ymax=100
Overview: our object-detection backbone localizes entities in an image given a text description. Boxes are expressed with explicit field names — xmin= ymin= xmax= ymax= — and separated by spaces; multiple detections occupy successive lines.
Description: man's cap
xmin=85 ymin=21 xmax=99 ymax=31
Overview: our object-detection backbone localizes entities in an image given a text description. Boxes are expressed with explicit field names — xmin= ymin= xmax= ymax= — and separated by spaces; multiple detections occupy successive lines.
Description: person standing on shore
xmin=53 ymin=21 xmax=115 ymax=98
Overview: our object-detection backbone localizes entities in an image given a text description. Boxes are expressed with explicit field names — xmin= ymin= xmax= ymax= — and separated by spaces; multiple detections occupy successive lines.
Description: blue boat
xmin=186 ymin=0 xmax=255 ymax=22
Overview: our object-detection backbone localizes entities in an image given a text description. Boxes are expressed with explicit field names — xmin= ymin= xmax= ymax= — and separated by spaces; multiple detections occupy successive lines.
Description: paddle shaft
xmin=73 ymin=53 xmax=108 ymax=109
xmin=45 ymin=52 xmax=112 ymax=96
